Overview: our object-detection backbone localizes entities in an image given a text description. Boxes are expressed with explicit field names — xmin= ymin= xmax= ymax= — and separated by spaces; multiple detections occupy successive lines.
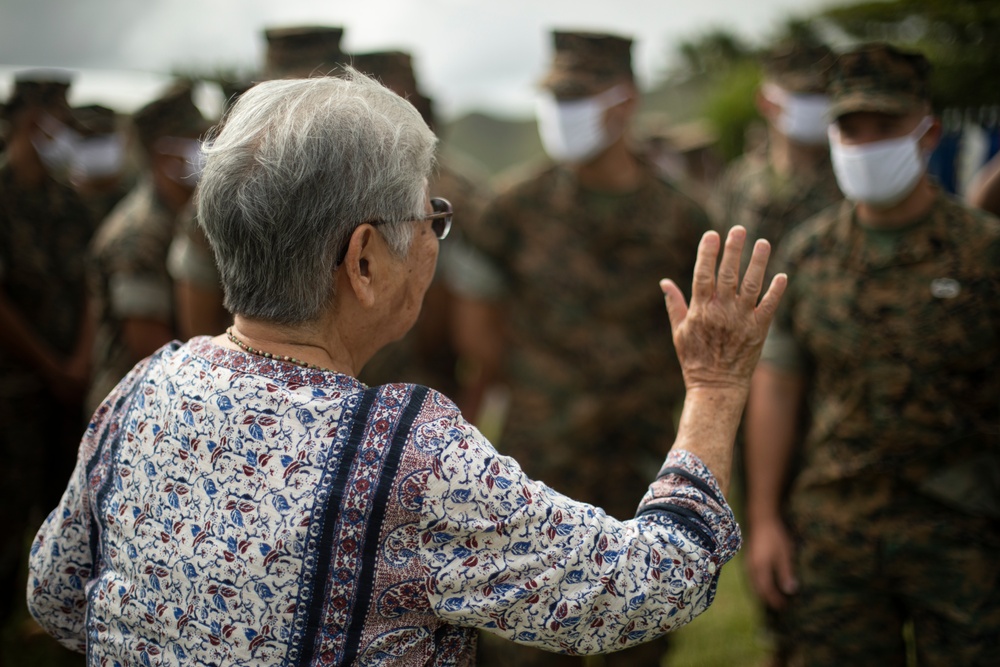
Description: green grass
xmin=664 ymin=548 xmax=770 ymax=667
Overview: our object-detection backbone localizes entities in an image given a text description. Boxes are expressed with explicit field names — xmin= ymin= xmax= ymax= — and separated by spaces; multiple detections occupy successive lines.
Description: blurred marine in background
xmin=744 ymin=42 xmax=1000 ymax=666
xmin=710 ymin=40 xmax=842 ymax=281
xmin=458 ymin=30 xmax=712 ymax=667
xmin=0 ymin=68 xmax=95 ymax=655
xmin=86 ymin=82 xmax=209 ymax=414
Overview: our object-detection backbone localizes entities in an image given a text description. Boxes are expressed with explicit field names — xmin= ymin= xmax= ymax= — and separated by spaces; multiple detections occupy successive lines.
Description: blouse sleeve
xmin=27 ymin=359 xmax=151 ymax=652
xmin=27 ymin=424 xmax=101 ymax=652
xmin=418 ymin=415 xmax=740 ymax=655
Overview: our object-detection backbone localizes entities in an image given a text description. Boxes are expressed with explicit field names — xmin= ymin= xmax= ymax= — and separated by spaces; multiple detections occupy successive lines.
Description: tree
xmin=822 ymin=0 xmax=1000 ymax=109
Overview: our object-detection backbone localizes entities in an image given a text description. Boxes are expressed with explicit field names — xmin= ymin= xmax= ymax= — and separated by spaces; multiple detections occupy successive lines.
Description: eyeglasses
xmin=402 ymin=196 xmax=452 ymax=241
xmin=335 ymin=197 xmax=453 ymax=266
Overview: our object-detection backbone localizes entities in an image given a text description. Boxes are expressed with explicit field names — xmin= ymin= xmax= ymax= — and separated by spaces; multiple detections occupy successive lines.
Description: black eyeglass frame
xmin=334 ymin=197 xmax=452 ymax=267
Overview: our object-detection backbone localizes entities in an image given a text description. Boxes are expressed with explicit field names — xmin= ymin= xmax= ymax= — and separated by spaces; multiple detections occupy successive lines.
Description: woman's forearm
xmin=669 ymin=384 xmax=749 ymax=496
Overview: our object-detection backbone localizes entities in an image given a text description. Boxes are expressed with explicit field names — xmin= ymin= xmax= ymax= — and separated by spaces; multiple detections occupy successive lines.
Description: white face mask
xmin=155 ymin=137 xmax=206 ymax=187
xmin=31 ymin=112 xmax=81 ymax=174
xmin=763 ymin=84 xmax=831 ymax=145
xmin=535 ymin=84 xmax=630 ymax=164
xmin=71 ymin=133 xmax=127 ymax=181
xmin=829 ymin=116 xmax=933 ymax=208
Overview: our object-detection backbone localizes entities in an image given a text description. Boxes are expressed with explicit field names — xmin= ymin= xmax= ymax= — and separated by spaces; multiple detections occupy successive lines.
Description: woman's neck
xmin=226 ymin=316 xmax=360 ymax=376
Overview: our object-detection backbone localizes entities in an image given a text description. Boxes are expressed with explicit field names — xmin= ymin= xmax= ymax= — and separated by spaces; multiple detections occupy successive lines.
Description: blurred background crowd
xmin=2 ymin=0 xmax=999 ymax=665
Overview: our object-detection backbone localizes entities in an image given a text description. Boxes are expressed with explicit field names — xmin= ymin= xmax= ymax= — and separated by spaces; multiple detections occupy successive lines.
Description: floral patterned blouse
xmin=28 ymin=337 xmax=741 ymax=666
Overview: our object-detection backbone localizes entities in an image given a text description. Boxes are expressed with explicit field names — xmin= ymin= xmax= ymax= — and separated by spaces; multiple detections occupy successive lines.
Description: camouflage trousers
xmin=783 ymin=477 xmax=1000 ymax=667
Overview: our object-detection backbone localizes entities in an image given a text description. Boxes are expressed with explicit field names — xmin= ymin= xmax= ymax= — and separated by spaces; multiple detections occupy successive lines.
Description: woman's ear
xmin=340 ymin=225 xmax=379 ymax=308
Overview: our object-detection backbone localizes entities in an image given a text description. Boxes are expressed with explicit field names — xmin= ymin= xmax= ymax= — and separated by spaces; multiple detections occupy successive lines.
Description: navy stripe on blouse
xmin=296 ymin=387 xmax=378 ymax=667
xmin=340 ymin=385 xmax=428 ymax=665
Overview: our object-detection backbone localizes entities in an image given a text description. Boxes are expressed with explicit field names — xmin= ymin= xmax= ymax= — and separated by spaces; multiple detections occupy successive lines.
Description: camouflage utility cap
xmin=2 ymin=68 xmax=73 ymax=119
xmin=351 ymin=50 xmax=435 ymax=128
xmin=829 ymin=42 xmax=931 ymax=119
xmin=132 ymin=82 xmax=209 ymax=150
xmin=263 ymin=25 xmax=346 ymax=79
xmin=540 ymin=31 xmax=633 ymax=98
xmin=762 ymin=40 xmax=834 ymax=94
xmin=351 ymin=51 xmax=419 ymax=97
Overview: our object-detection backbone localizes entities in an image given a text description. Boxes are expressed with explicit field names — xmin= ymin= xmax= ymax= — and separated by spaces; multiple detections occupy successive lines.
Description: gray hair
xmin=197 ymin=69 xmax=438 ymax=323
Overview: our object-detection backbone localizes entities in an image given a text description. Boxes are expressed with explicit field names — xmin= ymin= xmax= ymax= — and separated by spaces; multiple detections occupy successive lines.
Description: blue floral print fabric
xmin=28 ymin=337 xmax=740 ymax=665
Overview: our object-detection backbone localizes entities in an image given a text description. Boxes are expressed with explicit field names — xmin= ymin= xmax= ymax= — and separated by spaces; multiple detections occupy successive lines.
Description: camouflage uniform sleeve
xmin=446 ymin=194 xmax=515 ymax=300
xmin=166 ymin=214 xmax=220 ymax=289
xmin=102 ymin=229 xmax=173 ymax=323
xmin=760 ymin=228 xmax=807 ymax=373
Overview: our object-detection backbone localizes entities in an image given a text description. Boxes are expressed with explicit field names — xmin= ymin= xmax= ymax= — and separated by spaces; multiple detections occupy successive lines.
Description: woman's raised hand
xmin=660 ymin=226 xmax=787 ymax=392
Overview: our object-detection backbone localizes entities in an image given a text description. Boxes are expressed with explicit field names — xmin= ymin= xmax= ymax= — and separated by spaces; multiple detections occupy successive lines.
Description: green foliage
xmin=823 ymin=0 xmax=1000 ymax=108
xmin=701 ymin=62 xmax=763 ymax=162
xmin=675 ymin=29 xmax=755 ymax=80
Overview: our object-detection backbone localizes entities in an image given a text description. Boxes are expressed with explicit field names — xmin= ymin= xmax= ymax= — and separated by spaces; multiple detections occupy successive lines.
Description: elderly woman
xmin=28 ymin=72 xmax=785 ymax=665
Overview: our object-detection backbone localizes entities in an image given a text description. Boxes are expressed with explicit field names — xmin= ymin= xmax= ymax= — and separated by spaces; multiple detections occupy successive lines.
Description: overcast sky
xmin=0 ymin=0 xmax=851 ymax=119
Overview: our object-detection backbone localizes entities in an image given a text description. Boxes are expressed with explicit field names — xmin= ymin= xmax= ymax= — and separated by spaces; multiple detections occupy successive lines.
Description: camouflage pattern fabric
xmin=131 ymin=82 xmax=209 ymax=151
xmin=262 ymin=25 xmax=346 ymax=80
xmin=828 ymin=42 xmax=932 ymax=119
xmin=788 ymin=478 xmax=1000 ymax=667
xmin=541 ymin=31 xmax=633 ymax=98
xmin=360 ymin=157 xmax=492 ymax=396
xmin=465 ymin=159 xmax=709 ymax=521
xmin=709 ymin=144 xmax=841 ymax=281
xmin=0 ymin=159 xmax=93 ymax=381
xmin=761 ymin=190 xmax=1000 ymax=664
xmin=761 ymin=40 xmax=834 ymax=95
xmin=166 ymin=203 xmax=219 ymax=289
xmin=0 ymin=158 xmax=93 ymax=629
xmin=708 ymin=139 xmax=841 ymax=666
xmin=87 ymin=178 xmax=178 ymax=413
xmin=465 ymin=158 xmax=706 ymax=667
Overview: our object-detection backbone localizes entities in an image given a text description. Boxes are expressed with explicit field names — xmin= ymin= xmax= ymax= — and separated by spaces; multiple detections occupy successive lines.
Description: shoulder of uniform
xmin=936 ymin=193 xmax=1000 ymax=260
xmin=491 ymin=158 xmax=556 ymax=196
xmin=777 ymin=199 xmax=846 ymax=261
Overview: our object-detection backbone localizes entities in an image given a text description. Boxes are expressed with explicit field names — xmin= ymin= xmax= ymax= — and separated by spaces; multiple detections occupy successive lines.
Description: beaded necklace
xmin=226 ymin=327 xmax=338 ymax=374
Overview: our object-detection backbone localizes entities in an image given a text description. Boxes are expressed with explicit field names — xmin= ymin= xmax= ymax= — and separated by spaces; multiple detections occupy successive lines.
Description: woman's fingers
xmin=690 ymin=231 xmax=721 ymax=305
xmin=756 ymin=273 xmax=788 ymax=327
xmin=660 ymin=278 xmax=689 ymax=333
xmin=716 ymin=226 xmax=746 ymax=295
xmin=739 ymin=239 xmax=771 ymax=306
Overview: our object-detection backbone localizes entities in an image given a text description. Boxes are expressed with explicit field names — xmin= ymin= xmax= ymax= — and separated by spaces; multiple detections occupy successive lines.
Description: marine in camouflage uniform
xmin=710 ymin=41 xmax=842 ymax=281
xmin=350 ymin=50 xmax=494 ymax=396
xmin=87 ymin=83 xmax=209 ymax=413
xmin=461 ymin=31 xmax=709 ymax=667
xmin=0 ymin=70 xmax=94 ymax=645
xmin=471 ymin=164 xmax=707 ymax=518
xmin=69 ymin=103 xmax=136 ymax=229
xmin=709 ymin=41 xmax=842 ymax=667
xmin=747 ymin=43 xmax=1000 ymax=666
